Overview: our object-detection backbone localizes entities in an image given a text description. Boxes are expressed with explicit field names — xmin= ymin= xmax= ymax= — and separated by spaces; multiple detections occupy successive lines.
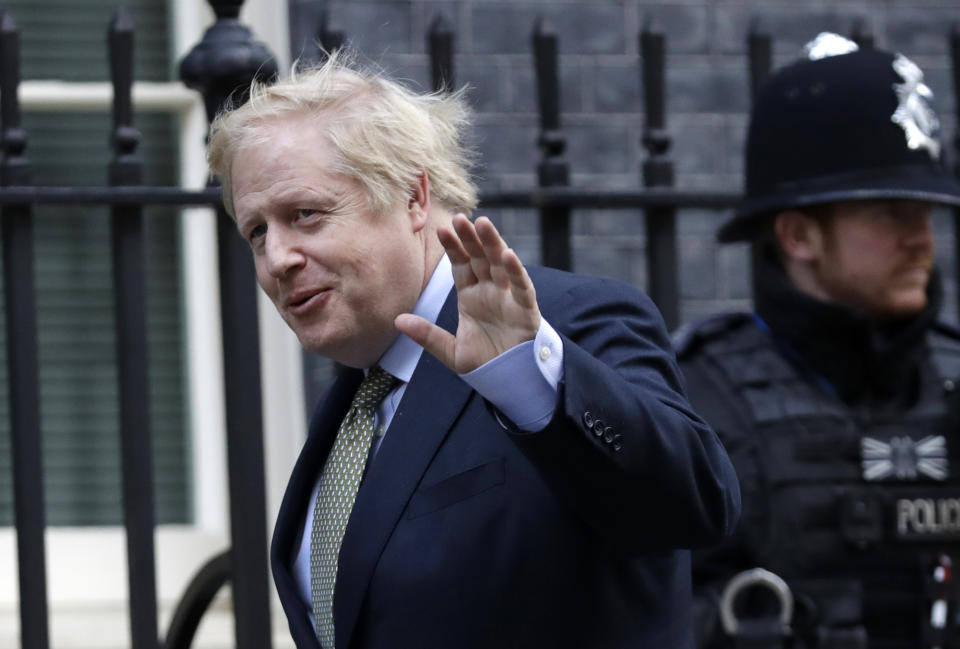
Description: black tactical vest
xmin=682 ymin=314 xmax=960 ymax=649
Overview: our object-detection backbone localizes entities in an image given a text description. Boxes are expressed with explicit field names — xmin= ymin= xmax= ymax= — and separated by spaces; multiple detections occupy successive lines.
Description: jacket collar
xmin=270 ymin=367 xmax=364 ymax=648
xmin=753 ymin=246 xmax=941 ymax=406
xmin=271 ymin=286 xmax=472 ymax=649
xmin=333 ymin=286 xmax=472 ymax=648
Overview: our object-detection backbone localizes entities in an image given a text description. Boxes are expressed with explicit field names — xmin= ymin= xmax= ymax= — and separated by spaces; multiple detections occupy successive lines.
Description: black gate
xmin=3 ymin=1 xmax=960 ymax=648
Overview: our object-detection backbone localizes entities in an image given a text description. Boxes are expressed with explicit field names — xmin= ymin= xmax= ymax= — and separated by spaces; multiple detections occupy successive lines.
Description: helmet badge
xmin=891 ymin=53 xmax=941 ymax=160
xmin=803 ymin=32 xmax=859 ymax=60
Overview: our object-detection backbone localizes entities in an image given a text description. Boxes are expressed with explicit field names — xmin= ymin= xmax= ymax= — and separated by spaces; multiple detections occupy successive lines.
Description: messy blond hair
xmin=207 ymin=50 xmax=478 ymax=217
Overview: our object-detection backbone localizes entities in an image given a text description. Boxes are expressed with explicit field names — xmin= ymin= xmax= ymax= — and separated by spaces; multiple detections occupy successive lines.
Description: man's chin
xmin=875 ymin=292 xmax=928 ymax=320
xmin=296 ymin=332 xmax=385 ymax=368
xmin=294 ymin=328 xmax=338 ymax=357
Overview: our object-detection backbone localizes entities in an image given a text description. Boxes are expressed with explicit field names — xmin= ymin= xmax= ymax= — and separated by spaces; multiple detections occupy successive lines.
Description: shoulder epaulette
xmin=672 ymin=312 xmax=753 ymax=357
xmin=931 ymin=320 xmax=960 ymax=342
xmin=926 ymin=321 xmax=960 ymax=382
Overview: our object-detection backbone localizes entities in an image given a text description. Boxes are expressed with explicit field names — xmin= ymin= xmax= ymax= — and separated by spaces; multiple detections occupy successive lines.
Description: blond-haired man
xmin=209 ymin=52 xmax=740 ymax=649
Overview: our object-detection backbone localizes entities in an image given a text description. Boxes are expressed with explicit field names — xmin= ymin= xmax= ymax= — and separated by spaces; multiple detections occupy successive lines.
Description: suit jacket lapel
xmin=271 ymin=367 xmax=364 ymax=647
xmin=334 ymin=289 xmax=474 ymax=649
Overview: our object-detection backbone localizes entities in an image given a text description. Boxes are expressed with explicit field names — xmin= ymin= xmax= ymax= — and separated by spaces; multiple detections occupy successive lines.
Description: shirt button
xmin=539 ymin=346 xmax=552 ymax=361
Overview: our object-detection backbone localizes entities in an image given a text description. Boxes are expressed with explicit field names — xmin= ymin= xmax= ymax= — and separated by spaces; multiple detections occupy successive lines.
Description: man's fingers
xmin=502 ymin=247 xmax=538 ymax=308
xmin=439 ymin=224 xmax=482 ymax=289
xmin=452 ymin=214 xmax=485 ymax=257
xmin=474 ymin=216 xmax=503 ymax=244
xmin=476 ymin=216 xmax=511 ymax=286
xmin=437 ymin=223 xmax=471 ymax=265
xmin=395 ymin=313 xmax=457 ymax=370
xmin=439 ymin=212 xmax=537 ymax=312
xmin=452 ymin=214 xmax=492 ymax=281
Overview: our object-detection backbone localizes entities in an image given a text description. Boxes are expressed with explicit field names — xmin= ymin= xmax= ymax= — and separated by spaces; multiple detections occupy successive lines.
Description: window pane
xmin=3 ymin=0 xmax=172 ymax=82
xmin=0 ymin=110 xmax=189 ymax=526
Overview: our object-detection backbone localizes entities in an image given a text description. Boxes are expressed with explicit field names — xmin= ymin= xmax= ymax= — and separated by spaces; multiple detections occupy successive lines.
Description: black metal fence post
xmin=851 ymin=18 xmax=875 ymax=49
xmin=950 ymin=25 xmax=960 ymax=326
xmin=640 ymin=20 xmax=678 ymax=330
xmin=317 ymin=10 xmax=345 ymax=60
xmin=532 ymin=18 xmax=572 ymax=271
xmin=179 ymin=2 xmax=278 ymax=648
xmin=0 ymin=12 xmax=49 ymax=649
xmin=747 ymin=22 xmax=771 ymax=99
xmin=429 ymin=13 xmax=455 ymax=93
xmin=746 ymin=23 xmax=772 ymax=297
xmin=108 ymin=10 xmax=161 ymax=649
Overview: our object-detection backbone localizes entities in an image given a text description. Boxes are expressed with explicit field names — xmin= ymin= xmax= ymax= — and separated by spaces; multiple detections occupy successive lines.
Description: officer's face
xmin=807 ymin=199 xmax=935 ymax=320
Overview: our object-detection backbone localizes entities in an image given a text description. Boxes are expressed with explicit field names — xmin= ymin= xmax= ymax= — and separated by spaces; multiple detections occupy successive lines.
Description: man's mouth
xmin=898 ymin=263 xmax=932 ymax=277
xmin=285 ymin=288 xmax=330 ymax=315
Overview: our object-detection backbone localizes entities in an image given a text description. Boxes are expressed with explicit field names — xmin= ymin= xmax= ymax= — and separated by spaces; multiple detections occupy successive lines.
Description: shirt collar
xmin=377 ymin=254 xmax=453 ymax=384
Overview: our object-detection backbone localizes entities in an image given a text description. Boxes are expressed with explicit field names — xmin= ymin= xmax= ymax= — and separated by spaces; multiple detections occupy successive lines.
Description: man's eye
xmin=297 ymin=209 xmax=319 ymax=220
xmin=249 ymin=223 xmax=267 ymax=241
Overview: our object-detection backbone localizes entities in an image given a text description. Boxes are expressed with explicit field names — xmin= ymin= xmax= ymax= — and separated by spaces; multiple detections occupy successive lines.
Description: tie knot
xmin=353 ymin=365 xmax=398 ymax=411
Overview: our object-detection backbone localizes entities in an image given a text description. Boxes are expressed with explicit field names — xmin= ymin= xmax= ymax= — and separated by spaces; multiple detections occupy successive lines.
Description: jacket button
xmin=582 ymin=411 xmax=594 ymax=429
xmin=612 ymin=434 xmax=623 ymax=452
xmin=592 ymin=419 xmax=605 ymax=437
xmin=603 ymin=427 xmax=615 ymax=443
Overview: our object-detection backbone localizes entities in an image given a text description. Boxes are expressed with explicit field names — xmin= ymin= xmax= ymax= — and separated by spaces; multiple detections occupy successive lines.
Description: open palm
xmin=396 ymin=214 xmax=541 ymax=374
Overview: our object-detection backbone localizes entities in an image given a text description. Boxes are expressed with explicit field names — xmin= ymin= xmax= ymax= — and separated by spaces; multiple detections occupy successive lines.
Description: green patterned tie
xmin=311 ymin=365 xmax=398 ymax=648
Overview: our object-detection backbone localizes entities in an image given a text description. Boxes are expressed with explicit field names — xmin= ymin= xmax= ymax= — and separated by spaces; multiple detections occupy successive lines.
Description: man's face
xmin=229 ymin=116 xmax=429 ymax=368
xmin=808 ymin=199 xmax=935 ymax=319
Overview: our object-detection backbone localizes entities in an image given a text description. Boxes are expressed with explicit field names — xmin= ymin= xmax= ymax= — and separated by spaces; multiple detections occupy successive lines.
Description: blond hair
xmin=208 ymin=50 xmax=478 ymax=217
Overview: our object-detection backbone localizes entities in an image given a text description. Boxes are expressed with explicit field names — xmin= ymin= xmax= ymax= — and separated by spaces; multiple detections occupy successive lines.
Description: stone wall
xmin=286 ymin=0 xmax=960 ymax=397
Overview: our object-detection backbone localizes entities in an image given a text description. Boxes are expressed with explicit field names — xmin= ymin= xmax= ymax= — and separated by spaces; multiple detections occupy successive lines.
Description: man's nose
xmin=897 ymin=202 xmax=934 ymax=248
xmin=264 ymin=226 xmax=306 ymax=277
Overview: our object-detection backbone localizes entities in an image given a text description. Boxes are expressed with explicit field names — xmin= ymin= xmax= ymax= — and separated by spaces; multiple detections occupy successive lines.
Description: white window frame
xmin=0 ymin=1 xmax=303 ymax=646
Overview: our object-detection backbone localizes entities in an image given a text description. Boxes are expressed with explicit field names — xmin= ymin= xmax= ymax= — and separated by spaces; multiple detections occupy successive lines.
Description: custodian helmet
xmin=718 ymin=33 xmax=960 ymax=243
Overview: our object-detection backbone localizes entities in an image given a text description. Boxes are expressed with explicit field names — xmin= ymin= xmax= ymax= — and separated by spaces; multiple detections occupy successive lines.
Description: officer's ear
xmin=773 ymin=209 xmax=826 ymax=264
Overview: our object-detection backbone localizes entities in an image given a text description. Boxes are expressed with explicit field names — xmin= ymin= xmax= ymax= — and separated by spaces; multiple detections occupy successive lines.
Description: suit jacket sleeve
xmin=505 ymin=272 xmax=741 ymax=555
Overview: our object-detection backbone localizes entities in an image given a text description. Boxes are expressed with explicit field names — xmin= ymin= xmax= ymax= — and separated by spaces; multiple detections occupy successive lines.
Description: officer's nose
xmin=897 ymin=201 xmax=934 ymax=250
xmin=264 ymin=225 xmax=306 ymax=278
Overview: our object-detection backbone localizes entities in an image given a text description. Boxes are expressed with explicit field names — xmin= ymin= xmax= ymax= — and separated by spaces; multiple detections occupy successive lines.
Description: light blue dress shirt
xmin=293 ymin=254 xmax=564 ymax=621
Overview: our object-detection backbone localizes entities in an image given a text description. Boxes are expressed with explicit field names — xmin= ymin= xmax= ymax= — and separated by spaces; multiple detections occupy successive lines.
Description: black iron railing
xmin=1 ymin=10 xmax=47 ymax=649
xmin=3 ymin=3 xmax=959 ymax=649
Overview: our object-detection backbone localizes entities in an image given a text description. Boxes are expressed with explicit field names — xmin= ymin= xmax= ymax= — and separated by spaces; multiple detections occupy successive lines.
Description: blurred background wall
xmin=289 ymin=0 xmax=960 ymax=403
xmin=3 ymin=1 xmax=960 ymax=647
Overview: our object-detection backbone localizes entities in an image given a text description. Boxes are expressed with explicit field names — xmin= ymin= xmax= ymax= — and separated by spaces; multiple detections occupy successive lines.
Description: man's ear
xmin=774 ymin=209 xmax=824 ymax=264
xmin=407 ymin=172 xmax=431 ymax=232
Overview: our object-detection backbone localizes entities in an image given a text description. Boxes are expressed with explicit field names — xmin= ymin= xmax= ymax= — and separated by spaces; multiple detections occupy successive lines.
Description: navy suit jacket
xmin=271 ymin=266 xmax=740 ymax=649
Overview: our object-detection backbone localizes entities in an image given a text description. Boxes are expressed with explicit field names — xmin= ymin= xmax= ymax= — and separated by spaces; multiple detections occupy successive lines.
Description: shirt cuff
xmin=459 ymin=318 xmax=564 ymax=431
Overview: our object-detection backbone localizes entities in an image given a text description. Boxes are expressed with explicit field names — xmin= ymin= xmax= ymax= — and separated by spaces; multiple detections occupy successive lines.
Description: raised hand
xmin=395 ymin=214 xmax=541 ymax=374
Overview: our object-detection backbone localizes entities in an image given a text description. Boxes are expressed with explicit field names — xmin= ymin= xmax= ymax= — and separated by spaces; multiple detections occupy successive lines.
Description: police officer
xmin=678 ymin=33 xmax=960 ymax=649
